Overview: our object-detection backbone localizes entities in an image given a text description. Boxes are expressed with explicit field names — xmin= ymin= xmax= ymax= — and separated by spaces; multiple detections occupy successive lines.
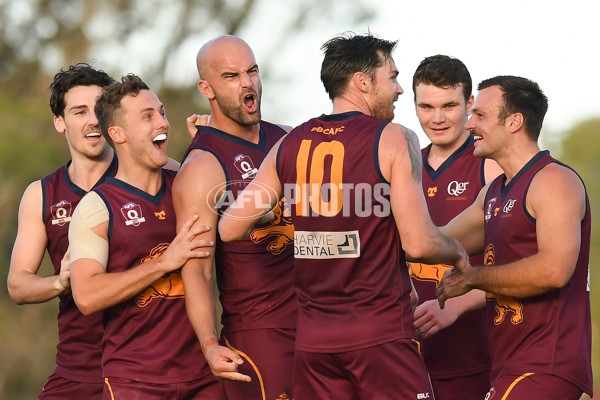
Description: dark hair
xmin=49 ymin=63 xmax=114 ymax=117
xmin=95 ymin=74 xmax=150 ymax=147
xmin=320 ymin=32 xmax=397 ymax=101
xmin=412 ymin=55 xmax=472 ymax=103
xmin=478 ymin=75 xmax=548 ymax=140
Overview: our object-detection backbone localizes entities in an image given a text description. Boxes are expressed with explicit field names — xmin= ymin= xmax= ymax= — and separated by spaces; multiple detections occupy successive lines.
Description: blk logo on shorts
xmin=120 ymin=201 xmax=146 ymax=226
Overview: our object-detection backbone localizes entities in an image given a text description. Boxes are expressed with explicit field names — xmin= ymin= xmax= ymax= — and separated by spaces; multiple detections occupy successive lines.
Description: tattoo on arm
xmin=403 ymin=128 xmax=422 ymax=182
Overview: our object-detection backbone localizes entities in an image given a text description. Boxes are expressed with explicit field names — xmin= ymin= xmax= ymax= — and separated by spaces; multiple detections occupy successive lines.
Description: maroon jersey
xmin=182 ymin=122 xmax=297 ymax=334
xmin=409 ymin=137 xmax=491 ymax=379
xmin=483 ymin=151 xmax=592 ymax=395
xmin=93 ymin=170 xmax=211 ymax=383
xmin=41 ymin=155 xmax=117 ymax=383
xmin=276 ymin=111 xmax=414 ymax=352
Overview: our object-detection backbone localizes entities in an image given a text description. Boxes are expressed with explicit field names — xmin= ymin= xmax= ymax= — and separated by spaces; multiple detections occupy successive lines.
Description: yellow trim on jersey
xmin=104 ymin=377 xmax=115 ymax=400
xmin=500 ymin=373 xmax=534 ymax=400
xmin=224 ymin=336 xmax=266 ymax=400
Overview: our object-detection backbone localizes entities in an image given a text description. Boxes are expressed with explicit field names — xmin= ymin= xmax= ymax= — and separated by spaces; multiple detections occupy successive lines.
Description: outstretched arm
xmin=438 ymin=163 xmax=586 ymax=305
xmin=69 ymin=191 xmax=213 ymax=315
xmin=174 ymin=150 xmax=250 ymax=382
xmin=380 ymin=124 xmax=469 ymax=269
xmin=8 ymin=181 xmax=68 ymax=304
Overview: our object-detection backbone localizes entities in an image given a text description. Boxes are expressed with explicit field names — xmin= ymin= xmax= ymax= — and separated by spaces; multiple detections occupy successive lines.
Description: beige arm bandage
xmin=68 ymin=191 xmax=109 ymax=268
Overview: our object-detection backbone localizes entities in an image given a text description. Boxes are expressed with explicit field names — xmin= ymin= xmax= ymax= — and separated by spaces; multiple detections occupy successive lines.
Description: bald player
xmin=173 ymin=35 xmax=296 ymax=400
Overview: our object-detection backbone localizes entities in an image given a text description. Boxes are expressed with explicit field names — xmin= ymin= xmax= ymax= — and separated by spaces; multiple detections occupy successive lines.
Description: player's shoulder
xmin=269 ymin=122 xmax=293 ymax=134
xmin=174 ymin=148 xmax=226 ymax=193
xmin=380 ymin=122 xmax=420 ymax=151
xmin=18 ymin=179 xmax=43 ymax=210
xmin=180 ymin=147 xmax=222 ymax=170
xmin=77 ymin=190 xmax=107 ymax=218
xmin=535 ymin=160 xmax=584 ymax=187
xmin=529 ymin=160 xmax=586 ymax=201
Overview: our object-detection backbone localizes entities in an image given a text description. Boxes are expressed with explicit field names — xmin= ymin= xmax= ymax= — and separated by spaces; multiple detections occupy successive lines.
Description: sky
xmin=24 ymin=0 xmax=596 ymax=149
xmin=229 ymin=0 xmax=600 ymax=149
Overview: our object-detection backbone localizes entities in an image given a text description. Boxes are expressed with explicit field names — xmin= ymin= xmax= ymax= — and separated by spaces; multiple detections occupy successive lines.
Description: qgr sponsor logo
xmin=447 ymin=180 xmax=468 ymax=196
xmin=207 ymin=180 xmax=280 ymax=219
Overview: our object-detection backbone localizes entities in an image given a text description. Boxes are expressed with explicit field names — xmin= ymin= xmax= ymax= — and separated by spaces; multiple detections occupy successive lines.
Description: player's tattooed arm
xmin=403 ymin=127 xmax=423 ymax=183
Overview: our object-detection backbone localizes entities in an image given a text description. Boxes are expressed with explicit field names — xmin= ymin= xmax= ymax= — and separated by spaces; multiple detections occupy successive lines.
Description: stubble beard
xmin=216 ymin=94 xmax=261 ymax=127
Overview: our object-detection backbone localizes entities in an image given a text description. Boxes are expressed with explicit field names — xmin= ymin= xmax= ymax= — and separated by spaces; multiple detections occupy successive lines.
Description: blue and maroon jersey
xmin=483 ymin=151 xmax=592 ymax=395
xmin=182 ymin=122 xmax=297 ymax=334
xmin=409 ymin=136 xmax=491 ymax=379
xmin=276 ymin=111 xmax=415 ymax=353
xmin=93 ymin=170 xmax=211 ymax=383
xmin=41 ymin=154 xmax=117 ymax=382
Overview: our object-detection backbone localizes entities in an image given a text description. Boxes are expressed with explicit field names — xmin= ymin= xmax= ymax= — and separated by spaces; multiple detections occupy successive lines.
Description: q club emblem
xmin=51 ymin=200 xmax=72 ymax=226
xmin=234 ymin=154 xmax=258 ymax=179
xmin=120 ymin=201 xmax=146 ymax=226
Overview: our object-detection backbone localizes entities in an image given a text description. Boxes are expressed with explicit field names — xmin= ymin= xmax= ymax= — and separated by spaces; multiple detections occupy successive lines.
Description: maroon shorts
xmin=294 ymin=339 xmax=433 ymax=400
xmin=487 ymin=373 xmax=583 ymax=400
xmin=103 ymin=375 xmax=225 ymax=400
xmin=39 ymin=373 xmax=103 ymax=400
xmin=221 ymin=328 xmax=295 ymax=400
xmin=431 ymin=369 xmax=490 ymax=400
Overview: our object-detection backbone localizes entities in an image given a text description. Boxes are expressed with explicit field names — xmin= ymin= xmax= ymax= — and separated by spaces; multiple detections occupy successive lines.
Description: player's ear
xmin=466 ymin=94 xmax=474 ymax=116
xmin=108 ymin=126 xmax=126 ymax=144
xmin=198 ymin=80 xmax=215 ymax=100
xmin=54 ymin=115 xmax=66 ymax=134
xmin=352 ymin=72 xmax=370 ymax=94
xmin=506 ymin=113 xmax=524 ymax=133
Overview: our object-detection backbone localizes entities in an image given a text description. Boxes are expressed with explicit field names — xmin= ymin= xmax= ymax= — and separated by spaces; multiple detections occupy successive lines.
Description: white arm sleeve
xmin=68 ymin=191 xmax=109 ymax=268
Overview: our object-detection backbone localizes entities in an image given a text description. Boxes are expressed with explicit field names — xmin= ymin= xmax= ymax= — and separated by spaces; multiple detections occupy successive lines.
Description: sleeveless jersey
xmin=409 ymin=137 xmax=491 ymax=379
xmin=41 ymin=154 xmax=117 ymax=382
xmin=182 ymin=122 xmax=297 ymax=334
xmin=277 ymin=111 xmax=414 ymax=353
xmin=93 ymin=170 xmax=211 ymax=383
xmin=483 ymin=151 xmax=592 ymax=394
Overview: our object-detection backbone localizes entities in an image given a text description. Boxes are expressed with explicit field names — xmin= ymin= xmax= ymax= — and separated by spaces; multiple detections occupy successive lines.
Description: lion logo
xmin=483 ymin=243 xmax=524 ymax=324
xmin=486 ymin=292 xmax=524 ymax=325
xmin=249 ymin=199 xmax=293 ymax=255
xmin=408 ymin=262 xmax=452 ymax=284
xmin=136 ymin=243 xmax=185 ymax=307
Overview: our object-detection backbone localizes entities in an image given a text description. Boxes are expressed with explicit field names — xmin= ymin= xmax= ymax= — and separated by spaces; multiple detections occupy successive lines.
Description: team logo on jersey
xmin=484 ymin=243 xmax=524 ymax=324
xmin=136 ymin=243 xmax=185 ymax=306
xmin=408 ymin=262 xmax=452 ymax=284
xmin=447 ymin=180 xmax=469 ymax=196
xmin=485 ymin=197 xmax=497 ymax=222
xmin=51 ymin=200 xmax=72 ymax=226
xmin=487 ymin=292 xmax=524 ymax=325
xmin=503 ymin=199 xmax=516 ymax=214
xmin=427 ymin=187 xmax=437 ymax=197
xmin=234 ymin=154 xmax=258 ymax=179
xmin=250 ymin=198 xmax=294 ymax=255
xmin=154 ymin=210 xmax=166 ymax=220
xmin=485 ymin=388 xmax=496 ymax=400
xmin=120 ymin=201 xmax=146 ymax=226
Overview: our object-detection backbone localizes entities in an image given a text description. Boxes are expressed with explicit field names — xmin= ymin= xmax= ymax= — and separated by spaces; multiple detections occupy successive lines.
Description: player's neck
xmin=427 ymin=134 xmax=469 ymax=170
xmin=114 ymin=161 xmax=164 ymax=196
xmin=68 ymin=147 xmax=114 ymax=191
xmin=331 ymin=95 xmax=371 ymax=117
xmin=209 ymin=113 xmax=260 ymax=144
xmin=495 ymin=140 xmax=541 ymax=183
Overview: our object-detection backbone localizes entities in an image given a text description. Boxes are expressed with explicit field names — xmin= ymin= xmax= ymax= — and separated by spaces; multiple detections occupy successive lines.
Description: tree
xmin=551 ymin=118 xmax=600 ymax=395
